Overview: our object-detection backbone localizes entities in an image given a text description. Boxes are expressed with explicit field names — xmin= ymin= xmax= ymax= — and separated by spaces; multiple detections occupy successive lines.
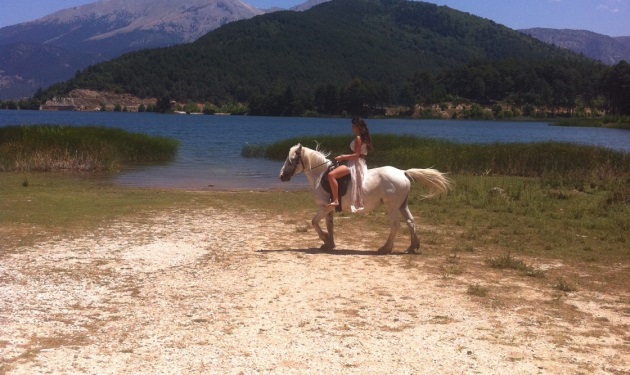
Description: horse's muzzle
xmin=279 ymin=173 xmax=291 ymax=182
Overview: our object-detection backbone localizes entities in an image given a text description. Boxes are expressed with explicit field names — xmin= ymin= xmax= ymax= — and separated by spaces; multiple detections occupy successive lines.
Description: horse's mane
xmin=313 ymin=141 xmax=331 ymax=158
xmin=302 ymin=142 xmax=331 ymax=168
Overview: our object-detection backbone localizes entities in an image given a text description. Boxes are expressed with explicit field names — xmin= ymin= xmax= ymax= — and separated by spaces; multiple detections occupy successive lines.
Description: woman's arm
xmin=335 ymin=136 xmax=363 ymax=162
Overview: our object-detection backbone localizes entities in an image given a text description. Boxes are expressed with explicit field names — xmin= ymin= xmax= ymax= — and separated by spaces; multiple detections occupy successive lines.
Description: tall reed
xmin=249 ymin=134 xmax=629 ymax=176
xmin=245 ymin=134 xmax=630 ymax=203
xmin=0 ymin=125 xmax=179 ymax=172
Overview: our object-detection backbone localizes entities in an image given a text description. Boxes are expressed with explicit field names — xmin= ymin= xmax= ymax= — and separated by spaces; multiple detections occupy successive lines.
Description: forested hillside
xmin=36 ymin=0 xmax=629 ymax=116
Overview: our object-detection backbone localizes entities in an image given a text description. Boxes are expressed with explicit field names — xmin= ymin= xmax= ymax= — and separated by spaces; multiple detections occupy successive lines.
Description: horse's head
xmin=279 ymin=143 xmax=304 ymax=182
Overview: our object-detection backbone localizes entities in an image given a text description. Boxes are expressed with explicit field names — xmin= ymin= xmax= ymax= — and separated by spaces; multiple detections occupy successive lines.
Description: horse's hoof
xmin=377 ymin=248 xmax=393 ymax=255
xmin=320 ymin=243 xmax=336 ymax=251
xmin=406 ymin=246 xmax=420 ymax=254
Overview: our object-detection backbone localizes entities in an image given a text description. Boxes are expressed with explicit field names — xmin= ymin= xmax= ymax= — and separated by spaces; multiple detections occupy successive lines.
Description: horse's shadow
xmin=257 ymin=248 xmax=411 ymax=256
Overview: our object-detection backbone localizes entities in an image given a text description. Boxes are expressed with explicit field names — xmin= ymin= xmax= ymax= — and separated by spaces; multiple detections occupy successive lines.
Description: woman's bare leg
xmin=326 ymin=165 xmax=350 ymax=207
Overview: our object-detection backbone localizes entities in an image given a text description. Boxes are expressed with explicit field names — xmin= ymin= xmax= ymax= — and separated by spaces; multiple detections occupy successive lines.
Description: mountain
xmin=520 ymin=28 xmax=630 ymax=65
xmin=290 ymin=0 xmax=331 ymax=11
xmin=0 ymin=0 xmax=271 ymax=99
xmin=618 ymin=37 xmax=630 ymax=51
xmin=44 ymin=0 xmax=584 ymax=106
xmin=0 ymin=43 xmax=99 ymax=99
xmin=0 ymin=0 xmax=264 ymax=56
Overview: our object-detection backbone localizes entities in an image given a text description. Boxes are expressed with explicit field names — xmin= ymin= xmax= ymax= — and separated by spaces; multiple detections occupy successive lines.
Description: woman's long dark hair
xmin=352 ymin=116 xmax=373 ymax=150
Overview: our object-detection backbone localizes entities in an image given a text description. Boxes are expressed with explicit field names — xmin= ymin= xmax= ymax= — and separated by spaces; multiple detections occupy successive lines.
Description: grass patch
xmin=0 ymin=125 xmax=178 ymax=172
xmin=487 ymin=253 xmax=530 ymax=270
xmin=0 ymin=172 xmax=313 ymax=250
xmin=552 ymin=116 xmax=630 ymax=130
xmin=467 ymin=284 xmax=489 ymax=297
xmin=416 ymin=174 xmax=629 ymax=264
xmin=486 ymin=253 xmax=545 ymax=278
xmin=553 ymin=277 xmax=578 ymax=292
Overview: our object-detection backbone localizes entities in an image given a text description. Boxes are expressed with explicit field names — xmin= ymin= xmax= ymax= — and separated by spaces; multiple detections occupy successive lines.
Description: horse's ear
xmin=297 ymin=143 xmax=302 ymax=151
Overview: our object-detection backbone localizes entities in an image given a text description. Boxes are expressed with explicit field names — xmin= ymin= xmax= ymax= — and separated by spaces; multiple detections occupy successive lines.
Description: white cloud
xmin=597 ymin=0 xmax=621 ymax=13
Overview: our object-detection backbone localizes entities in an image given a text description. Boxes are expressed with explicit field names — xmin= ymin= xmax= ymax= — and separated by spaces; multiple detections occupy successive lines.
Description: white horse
xmin=279 ymin=143 xmax=452 ymax=254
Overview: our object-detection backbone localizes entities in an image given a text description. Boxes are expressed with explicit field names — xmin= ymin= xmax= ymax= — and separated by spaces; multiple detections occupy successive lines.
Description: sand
xmin=1 ymin=207 xmax=629 ymax=374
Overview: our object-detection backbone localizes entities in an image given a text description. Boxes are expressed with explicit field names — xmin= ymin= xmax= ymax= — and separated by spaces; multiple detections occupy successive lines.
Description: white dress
xmin=348 ymin=138 xmax=368 ymax=213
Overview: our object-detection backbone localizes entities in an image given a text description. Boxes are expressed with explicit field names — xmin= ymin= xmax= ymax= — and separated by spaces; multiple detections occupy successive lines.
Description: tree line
xmin=244 ymin=59 xmax=630 ymax=117
xmin=2 ymin=59 xmax=628 ymax=118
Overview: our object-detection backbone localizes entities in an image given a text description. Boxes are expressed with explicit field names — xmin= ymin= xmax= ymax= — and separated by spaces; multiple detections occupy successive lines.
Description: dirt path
xmin=1 ymin=208 xmax=629 ymax=374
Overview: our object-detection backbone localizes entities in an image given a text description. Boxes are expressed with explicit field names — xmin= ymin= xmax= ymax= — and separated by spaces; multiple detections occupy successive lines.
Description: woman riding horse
xmin=326 ymin=117 xmax=372 ymax=212
xmin=279 ymin=142 xmax=452 ymax=254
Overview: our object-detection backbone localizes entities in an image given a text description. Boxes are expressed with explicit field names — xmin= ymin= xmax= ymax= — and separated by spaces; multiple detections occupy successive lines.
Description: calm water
xmin=1 ymin=110 xmax=629 ymax=190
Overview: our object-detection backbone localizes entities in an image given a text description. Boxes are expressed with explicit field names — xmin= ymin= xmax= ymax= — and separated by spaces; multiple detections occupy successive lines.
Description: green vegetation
xmin=414 ymin=173 xmax=629 ymax=265
xmin=0 ymin=125 xmax=179 ymax=172
xmin=247 ymin=134 xmax=629 ymax=200
xmin=486 ymin=253 xmax=545 ymax=278
xmin=0 ymin=172 xmax=312 ymax=249
xmin=25 ymin=0 xmax=629 ymax=118
xmin=552 ymin=116 xmax=630 ymax=130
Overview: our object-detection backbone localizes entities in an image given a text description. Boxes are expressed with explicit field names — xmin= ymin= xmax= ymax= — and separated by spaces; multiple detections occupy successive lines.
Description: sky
xmin=0 ymin=0 xmax=629 ymax=36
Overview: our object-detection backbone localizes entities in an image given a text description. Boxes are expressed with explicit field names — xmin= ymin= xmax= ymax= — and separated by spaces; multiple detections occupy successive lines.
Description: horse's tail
xmin=404 ymin=168 xmax=452 ymax=199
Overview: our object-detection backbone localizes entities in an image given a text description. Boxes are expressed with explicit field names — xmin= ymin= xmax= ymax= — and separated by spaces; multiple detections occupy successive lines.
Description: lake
xmin=1 ymin=110 xmax=629 ymax=190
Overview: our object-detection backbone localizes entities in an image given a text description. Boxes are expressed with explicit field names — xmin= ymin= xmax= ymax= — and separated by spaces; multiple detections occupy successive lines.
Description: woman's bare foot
xmin=325 ymin=200 xmax=339 ymax=208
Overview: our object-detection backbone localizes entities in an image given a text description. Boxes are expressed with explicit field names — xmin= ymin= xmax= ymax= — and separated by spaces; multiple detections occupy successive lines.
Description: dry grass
xmin=467 ymin=284 xmax=490 ymax=297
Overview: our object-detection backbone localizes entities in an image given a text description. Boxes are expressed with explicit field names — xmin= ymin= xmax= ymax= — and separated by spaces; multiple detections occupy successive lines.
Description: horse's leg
xmin=400 ymin=201 xmax=420 ymax=254
xmin=325 ymin=211 xmax=336 ymax=249
xmin=312 ymin=207 xmax=335 ymax=250
xmin=378 ymin=206 xmax=400 ymax=254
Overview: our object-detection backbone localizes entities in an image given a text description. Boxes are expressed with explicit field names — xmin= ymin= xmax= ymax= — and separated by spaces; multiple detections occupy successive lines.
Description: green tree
xmin=156 ymin=96 xmax=172 ymax=113
xmin=314 ymin=84 xmax=340 ymax=115
xmin=401 ymin=71 xmax=437 ymax=105
xmin=203 ymin=104 xmax=216 ymax=115
xmin=340 ymin=78 xmax=389 ymax=116
xmin=604 ymin=61 xmax=630 ymax=115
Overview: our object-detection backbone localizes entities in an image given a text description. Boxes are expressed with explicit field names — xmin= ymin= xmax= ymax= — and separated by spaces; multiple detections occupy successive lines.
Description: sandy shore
xmin=1 ymin=207 xmax=629 ymax=374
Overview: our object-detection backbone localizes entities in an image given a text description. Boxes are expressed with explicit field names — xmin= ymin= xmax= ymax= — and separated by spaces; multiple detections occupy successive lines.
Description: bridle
xmin=284 ymin=147 xmax=306 ymax=178
xmin=281 ymin=147 xmax=330 ymax=180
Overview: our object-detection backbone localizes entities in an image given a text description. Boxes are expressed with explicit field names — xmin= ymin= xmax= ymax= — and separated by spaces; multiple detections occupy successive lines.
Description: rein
xmin=294 ymin=157 xmax=330 ymax=176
